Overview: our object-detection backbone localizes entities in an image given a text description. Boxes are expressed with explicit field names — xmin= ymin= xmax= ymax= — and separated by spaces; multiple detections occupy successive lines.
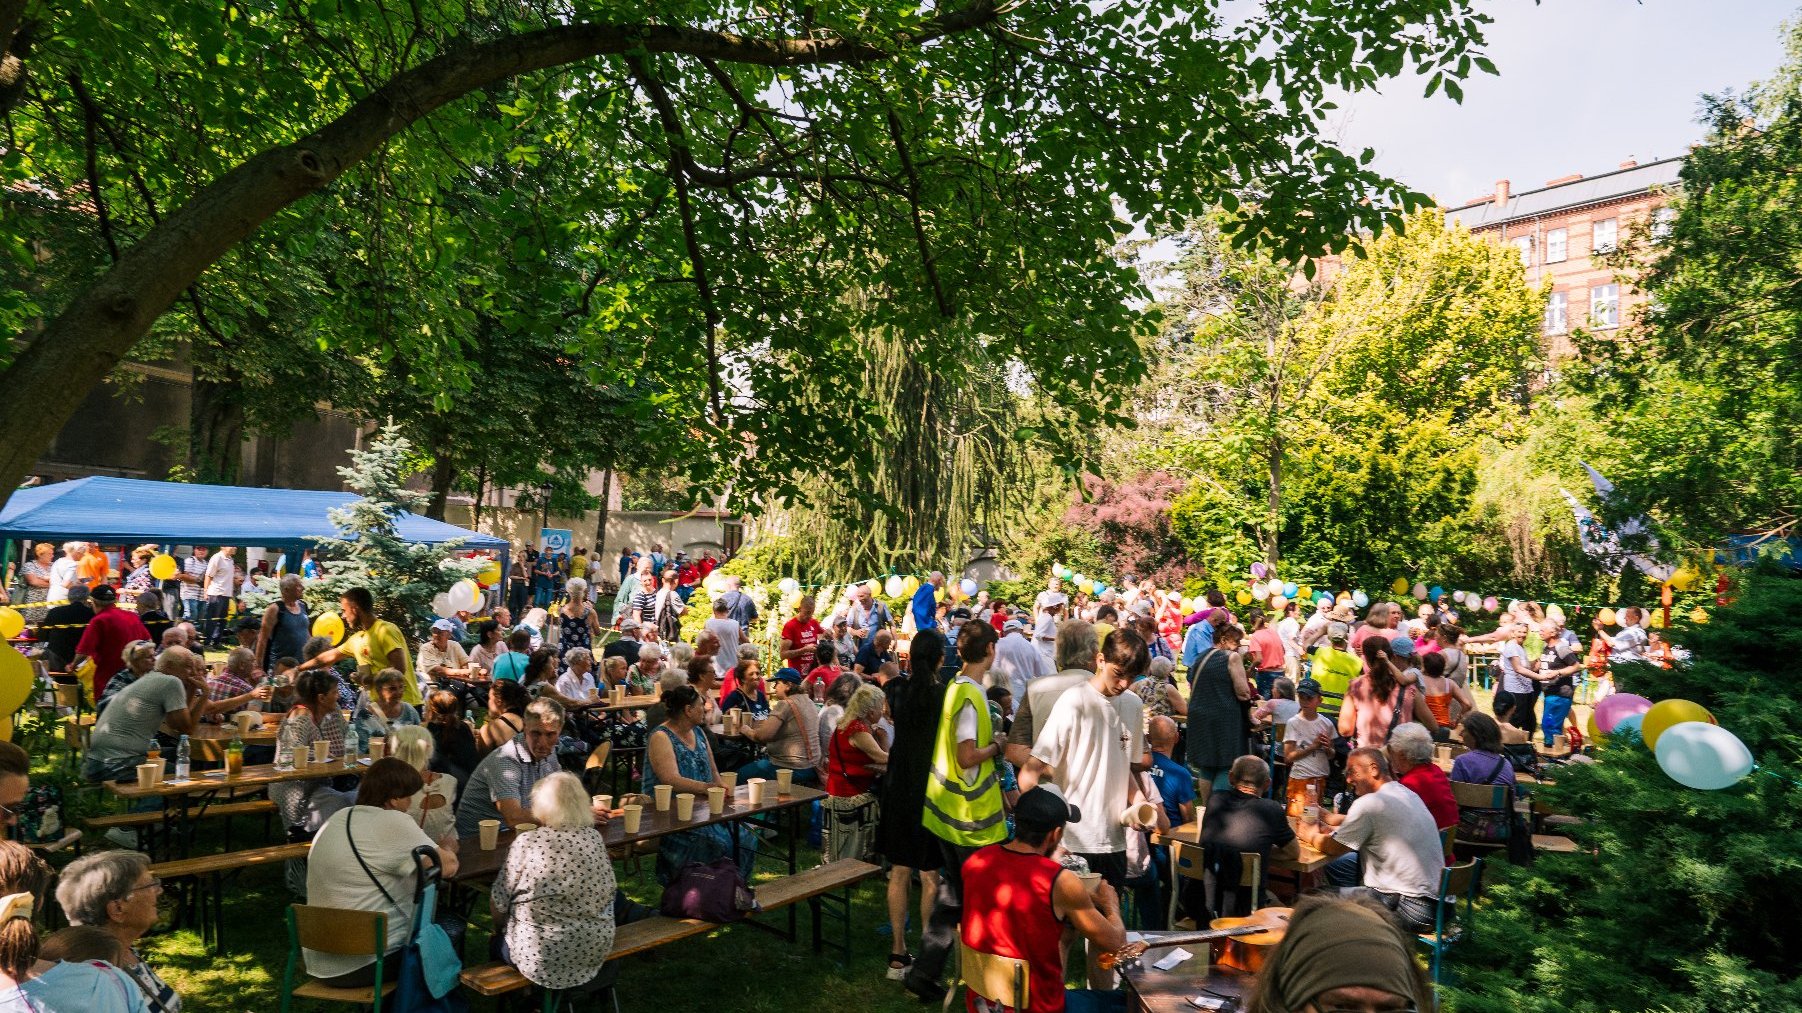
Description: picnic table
xmin=105 ymin=755 xmax=367 ymax=857
xmin=188 ymin=721 xmax=280 ymax=762
xmin=1119 ymin=932 xmax=1254 ymax=1013
xmin=1154 ymin=815 xmax=1331 ymax=876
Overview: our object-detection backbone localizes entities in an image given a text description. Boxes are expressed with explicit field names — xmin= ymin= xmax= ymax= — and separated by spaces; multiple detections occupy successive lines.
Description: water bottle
xmin=174 ymin=734 xmax=191 ymax=780
xmin=248 ymin=676 xmax=270 ymax=713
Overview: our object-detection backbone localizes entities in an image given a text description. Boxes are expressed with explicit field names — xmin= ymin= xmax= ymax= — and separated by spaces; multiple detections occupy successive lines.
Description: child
xmin=1281 ymin=678 xmax=1336 ymax=819
xmin=601 ymin=655 xmax=627 ymax=693
xmin=1252 ymin=676 xmax=1300 ymax=729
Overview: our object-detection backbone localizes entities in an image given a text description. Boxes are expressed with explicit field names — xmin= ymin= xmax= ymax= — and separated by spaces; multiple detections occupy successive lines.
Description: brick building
xmin=1444 ymin=156 xmax=1682 ymax=357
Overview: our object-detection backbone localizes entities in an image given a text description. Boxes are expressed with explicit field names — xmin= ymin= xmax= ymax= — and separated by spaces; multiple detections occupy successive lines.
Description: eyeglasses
xmin=128 ymin=878 xmax=163 ymax=895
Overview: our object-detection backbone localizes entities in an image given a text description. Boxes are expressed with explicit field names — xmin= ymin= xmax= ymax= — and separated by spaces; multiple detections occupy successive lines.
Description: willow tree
xmin=0 ymin=0 xmax=1501 ymax=512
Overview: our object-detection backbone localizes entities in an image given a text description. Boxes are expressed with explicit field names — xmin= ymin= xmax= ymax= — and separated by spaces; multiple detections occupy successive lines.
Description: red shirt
xmin=961 ymin=844 xmax=1068 ymax=1013
xmin=74 ymin=606 xmax=151 ymax=699
xmin=1249 ymin=627 xmax=1285 ymax=671
xmin=1397 ymin=762 xmax=1460 ymax=831
xmin=780 ymin=617 xmax=824 ymax=673
xmin=826 ymin=718 xmax=881 ymax=797
xmin=696 ymin=557 xmax=718 ymax=579
xmin=805 ymin=665 xmax=840 ymax=693
xmin=989 ymin=611 xmax=1007 ymax=632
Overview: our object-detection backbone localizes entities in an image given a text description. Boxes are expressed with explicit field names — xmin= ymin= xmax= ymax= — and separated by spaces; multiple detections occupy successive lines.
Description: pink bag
xmin=659 ymin=858 xmax=759 ymax=922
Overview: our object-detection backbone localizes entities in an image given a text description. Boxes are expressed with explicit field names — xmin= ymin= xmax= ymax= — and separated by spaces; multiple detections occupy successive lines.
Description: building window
xmin=1545 ymin=291 xmax=1568 ymax=335
xmin=1593 ymin=218 xmax=1618 ymax=254
xmin=1513 ymin=236 xmax=1533 ymax=266
xmin=1590 ymin=284 xmax=1619 ymax=328
xmin=1545 ymin=228 xmax=1568 ymax=263
xmin=1652 ymin=207 xmax=1675 ymax=240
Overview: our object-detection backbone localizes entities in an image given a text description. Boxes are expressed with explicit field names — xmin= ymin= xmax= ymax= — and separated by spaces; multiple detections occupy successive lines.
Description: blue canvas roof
xmin=0 ymin=476 xmax=508 ymax=551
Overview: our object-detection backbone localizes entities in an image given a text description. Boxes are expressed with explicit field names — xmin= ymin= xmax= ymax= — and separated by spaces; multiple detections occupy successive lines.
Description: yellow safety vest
xmin=922 ymin=677 xmax=1007 ymax=847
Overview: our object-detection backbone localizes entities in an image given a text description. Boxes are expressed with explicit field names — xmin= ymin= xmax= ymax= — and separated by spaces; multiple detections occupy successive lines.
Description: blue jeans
xmin=1255 ymin=670 xmax=1282 ymax=698
xmin=204 ymin=594 xmax=231 ymax=644
xmin=1542 ymin=693 xmax=1573 ymax=744
xmin=736 ymin=759 xmax=820 ymax=787
xmin=182 ymin=597 xmax=206 ymax=623
xmin=1324 ymin=850 xmax=1361 ymax=888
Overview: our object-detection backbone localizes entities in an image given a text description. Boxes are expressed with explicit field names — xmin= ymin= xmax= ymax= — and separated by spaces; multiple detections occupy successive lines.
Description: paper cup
xmin=622 ymin=804 xmax=643 ymax=834
xmin=312 ymin=740 xmax=331 ymax=763
xmin=654 ymin=784 xmax=673 ymax=811
xmin=1554 ymin=734 xmax=1568 ymax=750
xmin=723 ymin=714 xmax=738 ymax=736
xmin=234 ymin=711 xmax=257 ymax=734
xmin=1119 ymin=802 xmax=1156 ymax=829
xmin=611 ymin=686 xmax=626 ymax=705
xmin=747 ymin=778 xmax=766 ymax=805
xmin=136 ymin=762 xmax=160 ymax=791
xmin=708 ymin=787 xmax=726 ymax=812
xmin=676 ymin=793 xmax=695 ymax=820
xmin=775 ymin=768 xmax=793 ymax=794
xmin=720 ymin=771 xmax=738 ymax=790
xmin=370 ymin=736 xmax=388 ymax=758
xmin=1075 ymin=871 xmax=1103 ymax=895
xmin=1435 ymin=744 xmax=1452 ymax=762
xmin=478 ymin=819 xmax=501 ymax=850
xmin=591 ymin=794 xmax=613 ymax=815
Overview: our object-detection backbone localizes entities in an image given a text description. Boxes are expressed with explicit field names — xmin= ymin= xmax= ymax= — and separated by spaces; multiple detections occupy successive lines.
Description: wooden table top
xmin=191 ymin=722 xmax=280 ymax=742
xmin=105 ymin=756 xmax=368 ymax=799
xmin=1154 ymin=813 xmax=1330 ymax=874
xmin=572 ymin=693 xmax=658 ymax=714
xmin=1120 ymin=940 xmax=1253 ymax=1013
xmin=450 ymin=783 xmax=827 ymax=882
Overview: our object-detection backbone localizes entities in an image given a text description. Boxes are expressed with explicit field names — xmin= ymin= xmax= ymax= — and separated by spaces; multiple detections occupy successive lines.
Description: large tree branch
xmin=0 ymin=6 xmax=1000 ymax=496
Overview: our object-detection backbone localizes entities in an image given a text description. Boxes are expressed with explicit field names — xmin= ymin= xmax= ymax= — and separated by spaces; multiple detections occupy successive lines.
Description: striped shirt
xmin=180 ymin=556 xmax=207 ymax=602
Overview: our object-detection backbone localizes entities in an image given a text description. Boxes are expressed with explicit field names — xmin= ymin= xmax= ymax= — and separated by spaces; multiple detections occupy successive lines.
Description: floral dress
xmin=557 ymin=605 xmax=594 ymax=671
xmin=1135 ymin=670 xmax=1180 ymax=719
xmin=19 ymin=560 xmax=49 ymax=605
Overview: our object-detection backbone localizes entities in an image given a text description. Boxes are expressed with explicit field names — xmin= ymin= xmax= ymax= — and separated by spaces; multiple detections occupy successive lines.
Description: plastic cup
xmin=654 ymin=784 xmax=673 ymax=811
xmin=747 ymin=778 xmax=766 ymax=805
xmin=234 ymin=711 xmax=256 ymax=734
xmin=369 ymin=736 xmax=387 ymax=758
xmin=775 ymin=768 xmax=793 ymax=794
xmin=136 ymin=762 xmax=160 ymax=791
xmin=1076 ymin=871 xmax=1103 ymax=895
xmin=224 ymin=751 xmax=243 ymax=777
xmin=591 ymin=794 xmax=613 ymax=816
xmin=708 ymin=787 xmax=726 ymax=812
xmin=478 ymin=819 xmax=500 ymax=850
xmin=513 ymin=822 xmax=537 ymax=833
xmin=720 ymin=772 xmax=738 ymax=791
xmin=312 ymin=740 xmax=331 ymax=764
xmin=676 ymin=793 xmax=695 ymax=820
xmin=1435 ymin=744 xmax=1452 ymax=762
xmin=622 ymin=804 xmax=643 ymax=834
xmin=1119 ymin=802 xmax=1156 ymax=829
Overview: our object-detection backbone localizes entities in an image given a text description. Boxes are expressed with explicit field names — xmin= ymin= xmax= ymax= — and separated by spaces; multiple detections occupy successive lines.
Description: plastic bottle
xmin=225 ymin=733 xmax=245 ymax=777
xmin=146 ymin=739 xmax=161 ymax=764
xmin=174 ymin=734 xmax=191 ymax=780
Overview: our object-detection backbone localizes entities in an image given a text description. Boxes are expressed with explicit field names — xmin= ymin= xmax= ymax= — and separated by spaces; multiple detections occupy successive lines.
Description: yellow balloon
xmin=1597 ymin=607 xmax=1617 ymax=626
xmin=479 ymin=560 xmax=503 ymax=585
xmin=1641 ymin=698 xmax=1715 ymax=751
xmin=0 ymin=648 xmax=32 ymax=716
xmin=0 ymin=608 xmax=21 ymax=640
xmin=1235 ymin=589 xmax=1252 ymax=606
xmin=1585 ymin=711 xmax=1601 ymax=744
xmin=1670 ymin=564 xmax=1700 ymax=592
xmin=1689 ymin=607 xmax=1710 ymax=624
xmin=1392 ymin=577 xmax=1410 ymax=595
xmin=149 ymin=554 xmax=178 ymax=581
xmin=312 ymin=611 xmax=346 ymax=645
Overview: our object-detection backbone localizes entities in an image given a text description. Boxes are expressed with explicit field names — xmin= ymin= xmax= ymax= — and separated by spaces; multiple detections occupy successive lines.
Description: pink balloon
xmin=1250 ymin=562 xmax=1268 ymax=579
xmin=1482 ymin=595 xmax=1499 ymax=612
xmin=1594 ymin=693 xmax=1654 ymax=734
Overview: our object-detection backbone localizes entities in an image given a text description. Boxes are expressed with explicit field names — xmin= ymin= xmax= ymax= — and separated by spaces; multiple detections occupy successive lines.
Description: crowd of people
xmin=0 ymin=541 xmax=1663 ymax=1012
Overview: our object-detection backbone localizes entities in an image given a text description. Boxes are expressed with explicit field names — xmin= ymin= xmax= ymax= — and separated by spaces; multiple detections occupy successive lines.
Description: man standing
xmin=294 ymin=587 xmax=420 ymax=706
xmin=911 ymin=571 xmax=945 ymax=635
xmin=851 ymin=584 xmax=893 ymax=648
xmin=1018 ymin=629 xmax=1153 ymax=894
xmin=39 ymin=584 xmax=95 ymax=674
xmin=47 ymin=542 xmax=84 ymax=604
xmin=958 ymin=785 xmax=1128 ymax=1013
xmin=1308 ymin=618 xmax=1362 ymax=711
xmin=907 ymin=622 xmax=1008 ymax=1003
xmin=69 ymin=585 xmax=151 ymax=702
xmin=716 ymin=575 xmax=758 ymax=632
xmin=1295 ymin=747 xmax=1446 ymax=932
xmin=202 ymin=545 xmax=237 ymax=648
xmin=1033 ymin=575 xmax=1067 ymax=620
xmin=649 ymin=543 xmax=667 ymax=578
xmin=703 ymin=599 xmax=741 ymax=676
xmin=779 ymin=595 xmax=825 ymax=674
xmin=992 ymin=617 xmax=1049 ymax=703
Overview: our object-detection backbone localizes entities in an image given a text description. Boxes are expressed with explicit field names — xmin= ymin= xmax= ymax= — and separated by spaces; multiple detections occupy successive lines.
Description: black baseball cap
xmin=1014 ymin=784 xmax=1082 ymax=832
xmin=89 ymin=585 xmax=117 ymax=603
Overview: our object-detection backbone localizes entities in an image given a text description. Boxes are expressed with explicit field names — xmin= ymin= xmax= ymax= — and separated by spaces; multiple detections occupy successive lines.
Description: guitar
xmin=1097 ymin=908 xmax=1292 ymax=971
xmin=1209 ymin=907 xmax=1293 ymax=973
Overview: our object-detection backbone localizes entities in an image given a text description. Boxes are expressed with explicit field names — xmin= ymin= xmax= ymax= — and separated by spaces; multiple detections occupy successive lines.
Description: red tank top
xmin=960 ymin=845 xmax=1066 ymax=1013
xmin=827 ymin=719 xmax=880 ymax=797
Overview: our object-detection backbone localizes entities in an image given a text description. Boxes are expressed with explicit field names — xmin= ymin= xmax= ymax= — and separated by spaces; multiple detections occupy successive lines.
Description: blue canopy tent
xmin=0 ymin=477 xmax=509 ymax=559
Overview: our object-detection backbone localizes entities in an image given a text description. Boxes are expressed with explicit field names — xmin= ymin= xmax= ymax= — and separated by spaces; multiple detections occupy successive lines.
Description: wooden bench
xmin=152 ymin=841 xmax=311 ymax=952
xmin=1532 ymin=834 xmax=1580 ymax=854
xmin=460 ymin=859 xmax=883 ymax=1003
xmin=88 ymin=798 xmax=277 ymax=853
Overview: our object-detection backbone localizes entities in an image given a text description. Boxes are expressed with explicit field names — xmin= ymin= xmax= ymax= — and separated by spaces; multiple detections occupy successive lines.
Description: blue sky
xmin=1330 ymin=0 xmax=1797 ymax=206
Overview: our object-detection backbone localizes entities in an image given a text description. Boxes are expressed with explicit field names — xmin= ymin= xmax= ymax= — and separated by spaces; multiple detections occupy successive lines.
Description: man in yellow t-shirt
xmin=569 ymin=548 xmax=589 ymax=583
xmin=293 ymin=586 xmax=421 ymax=705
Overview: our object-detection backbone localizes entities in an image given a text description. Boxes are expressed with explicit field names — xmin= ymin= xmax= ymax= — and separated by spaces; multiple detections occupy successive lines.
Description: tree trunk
xmin=1264 ymin=433 xmax=1282 ymax=565
xmin=189 ymin=375 xmax=243 ymax=484
xmin=593 ymin=468 xmax=614 ymax=564
xmin=471 ymin=460 xmax=488 ymax=526
xmin=0 ymin=10 xmax=999 ymax=509
xmin=425 ymin=452 xmax=455 ymax=520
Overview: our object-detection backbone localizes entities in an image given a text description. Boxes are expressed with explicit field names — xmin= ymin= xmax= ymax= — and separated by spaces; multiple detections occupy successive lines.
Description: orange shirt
xmin=78 ymin=551 xmax=110 ymax=589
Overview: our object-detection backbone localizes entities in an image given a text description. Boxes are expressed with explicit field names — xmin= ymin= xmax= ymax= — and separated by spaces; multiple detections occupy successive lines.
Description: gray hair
xmin=280 ymin=573 xmax=305 ymax=592
xmin=1146 ymin=656 xmax=1175 ymax=681
xmin=1054 ymin=620 xmax=1099 ymax=673
xmin=57 ymin=851 xmax=151 ymax=927
xmin=736 ymin=642 xmax=760 ymax=662
xmin=61 ymin=541 xmax=86 ymax=555
xmin=225 ymin=647 xmax=256 ymax=677
xmin=1387 ymin=722 xmax=1436 ymax=763
xmin=301 ymin=635 xmax=332 ymax=660
xmin=667 ymin=642 xmax=695 ymax=668
xmin=659 ymin=668 xmax=688 ymax=694
xmin=121 ymin=640 xmax=156 ymax=667
xmin=530 ymin=771 xmax=594 ymax=830
xmin=847 ymin=683 xmax=886 ymax=722
xmin=566 ymin=577 xmax=588 ymax=599
xmin=563 ymin=647 xmax=594 ymax=670
xmin=153 ymin=646 xmax=195 ymax=676
xmin=637 ymin=643 xmax=664 ymax=663
xmin=524 ymin=697 xmax=565 ymax=728
xmin=135 ymin=589 xmax=162 ymax=612
xmin=390 ymin=724 xmax=434 ymax=772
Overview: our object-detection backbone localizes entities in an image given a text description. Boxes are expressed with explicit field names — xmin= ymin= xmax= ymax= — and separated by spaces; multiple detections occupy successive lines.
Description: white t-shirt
xmin=1031 ymin=680 xmax=1131 ymax=855
xmin=1035 ymin=590 xmax=1068 ymax=615
xmin=1608 ymin=625 xmax=1649 ymax=663
xmin=47 ymin=557 xmax=78 ymax=603
xmin=204 ymin=551 xmax=236 ymax=597
xmin=1114 ymin=689 xmax=1146 ymax=764
xmin=994 ymin=631 xmax=1049 ymax=703
xmin=1276 ymin=616 xmax=1302 ymax=659
xmin=555 ymin=670 xmax=598 ymax=701
xmin=950 ymin=676 xmax=982 ymax=784
xmin=1283 ymin=713 xmax=1336 ymax=779
xmin=305 ymin=805 xmax=435 ymax=978
xmin=1330 ymin=781 xmax=1445 ymax=900
xmin=1498 ymin=641 xmax=1533 ymax=693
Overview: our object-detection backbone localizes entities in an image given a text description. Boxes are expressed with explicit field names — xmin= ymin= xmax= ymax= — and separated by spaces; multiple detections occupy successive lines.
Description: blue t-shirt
xmin=911 ymin=583 xmax=939 ymax=632
xmin=1181 ymin=621 xmax=1216 ymax=678
xmin=0 ymin=960 xmax=147 ymax=1012
xmin=491 ymin=653 xmax=530 ymax=683
xmin=1148 ymin=750 xmax=1197 ymax=827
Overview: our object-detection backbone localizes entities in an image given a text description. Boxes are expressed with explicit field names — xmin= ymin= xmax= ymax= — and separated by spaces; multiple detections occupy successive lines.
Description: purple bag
xmin=659 ymin=858 xmax=759 ymax=922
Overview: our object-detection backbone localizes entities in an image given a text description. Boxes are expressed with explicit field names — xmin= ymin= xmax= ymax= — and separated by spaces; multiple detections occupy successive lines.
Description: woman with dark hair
xmin=873 ymin=630 xmax=948 ymax=980
xmin=477 ymin=679 xmax=531 ymax=756
xmin=468 ymin=621 xmax=508 ymax=673
xmin=1341 ymin=636 xmax=1438 ymax=749
xmin=643 ymin=684 xmax=747 ymax=882
xmin=271 ymin=669 xmax=356 ymax=834
xmin=1186 ymin=622 xmax=1253 ymax=798
xmin=1450 ymin=711 xmax=1516 ymax=787
xmin=1244 ymin=894 xmax=1434 ymax=1013
xmin=423 ymin=690 xmax=478 ymax=787
xmin=304 ymin=758 xmax=459 ymax=988
xmin=0 ymin=843 xmax=144 ymax=1010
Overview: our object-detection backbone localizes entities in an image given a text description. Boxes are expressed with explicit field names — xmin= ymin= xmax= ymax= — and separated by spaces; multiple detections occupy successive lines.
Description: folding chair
xmin=1418 ymin=858 xmax=1483 ymax=986
xmin=956 ymin=938 xmax=1030 ymax=1012
xmin=280 ymin=906 xmax=393 ymax=1012
xmin=1449 ymin=781 xmax=1511 ymax=860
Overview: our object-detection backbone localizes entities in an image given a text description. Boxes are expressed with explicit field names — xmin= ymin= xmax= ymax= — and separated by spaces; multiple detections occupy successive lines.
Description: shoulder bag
xmin=659 ymin=857 xmax=759 ymax=921
xmin=345 ymin=810 xmax=466 ymax=1010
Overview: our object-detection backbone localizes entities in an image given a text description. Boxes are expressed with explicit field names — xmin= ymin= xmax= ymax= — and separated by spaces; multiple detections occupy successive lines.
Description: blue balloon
xmin=1428 ymin=585 xmax=1444 ymax=602
xmin=1094 ymin=585 xmax=1109 ymax=598
xmin=1655 ymin=721 xmax=1754 ymax=790
xmin=1282 ymin=582 xmax=1298 ymax=597
xmin=1352 ymin=590 xmax=1369 ymax=608
xmin=1613 ymin=713 xmax=1644 ymax=738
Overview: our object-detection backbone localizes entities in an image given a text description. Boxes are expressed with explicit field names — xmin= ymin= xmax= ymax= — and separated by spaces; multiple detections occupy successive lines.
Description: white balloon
xmin=432 ymin=592 xmax=458 ymax=619
xmin=447 ymin=580 xmax=478 ymax=613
